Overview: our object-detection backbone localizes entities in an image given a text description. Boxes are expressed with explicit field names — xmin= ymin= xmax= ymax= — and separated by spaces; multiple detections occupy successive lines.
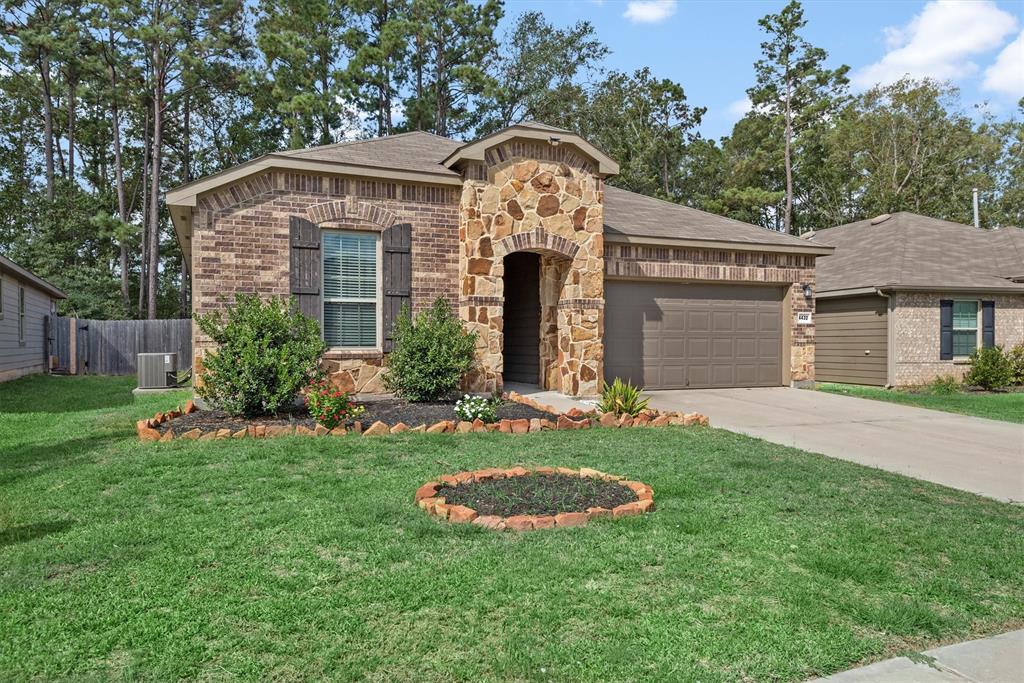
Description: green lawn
xmin=818 ymin=383 xmax=1024 ymax=423
xmin=2 ymin=375 xmax=1022 ymax=682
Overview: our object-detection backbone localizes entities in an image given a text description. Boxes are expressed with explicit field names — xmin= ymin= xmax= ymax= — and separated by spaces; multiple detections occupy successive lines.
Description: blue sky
xmin=502 ymin=0 xmax=1024 ymax=140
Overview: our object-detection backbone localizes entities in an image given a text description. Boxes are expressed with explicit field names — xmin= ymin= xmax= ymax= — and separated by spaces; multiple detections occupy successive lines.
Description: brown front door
xmin=502 ymin=252 xmax=541 ymax=384
xmin=604 ymin=281 xmax=784 ymax=389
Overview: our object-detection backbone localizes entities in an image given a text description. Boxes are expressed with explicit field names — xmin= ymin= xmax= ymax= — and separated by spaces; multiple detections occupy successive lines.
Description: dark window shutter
xmin=381 ymin=223 xmax=411 ymax=352
xmin=289 ymin=216 xmax=321 ymax=323
xmin=939 ymin=299 xmax=953 ymax=360
xmin=981 ymin=300 xmax=995 ymax=348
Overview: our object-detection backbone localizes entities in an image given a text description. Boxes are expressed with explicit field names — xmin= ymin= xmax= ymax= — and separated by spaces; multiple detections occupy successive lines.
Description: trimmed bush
xmin=195 ymin=294 xmax=326 ymax=416
xmin=963 ymin=346 xmax=1012 ymax=390
xmin=598 ymin=377 xmax=649 ymax=416
xmin=383 ymin=297 xmax=477 ymax=402
xmin=1008 ymin=344 xmax=1024 ymax=386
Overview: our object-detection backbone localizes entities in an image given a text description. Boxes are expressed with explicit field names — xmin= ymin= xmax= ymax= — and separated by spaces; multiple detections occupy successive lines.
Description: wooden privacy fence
xmin=47 ymin=316 xmax=192 ymax=376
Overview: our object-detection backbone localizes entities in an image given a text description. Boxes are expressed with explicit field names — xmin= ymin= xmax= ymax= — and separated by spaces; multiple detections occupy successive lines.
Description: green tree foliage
xmin=579 ymin=67 xmax=705 ymax=199
xmin=747 ymin=0 xmax=849 ymax=234
xmin=475 ymin=10 xmax=607 ymax=135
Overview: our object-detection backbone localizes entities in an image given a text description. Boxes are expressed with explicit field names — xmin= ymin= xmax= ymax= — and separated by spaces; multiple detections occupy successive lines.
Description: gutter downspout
xmin=876 ymin=288 xmax=895 ymax=388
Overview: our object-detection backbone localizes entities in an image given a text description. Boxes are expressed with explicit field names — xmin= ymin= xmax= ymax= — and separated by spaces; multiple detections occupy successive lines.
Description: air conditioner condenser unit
xmin=138 ymin=352 xmax=178 ymax=389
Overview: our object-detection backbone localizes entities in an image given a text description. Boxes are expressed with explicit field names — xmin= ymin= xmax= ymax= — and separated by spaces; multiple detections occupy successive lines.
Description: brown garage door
xmin=604 ymin=282 xmax=784 ymax=389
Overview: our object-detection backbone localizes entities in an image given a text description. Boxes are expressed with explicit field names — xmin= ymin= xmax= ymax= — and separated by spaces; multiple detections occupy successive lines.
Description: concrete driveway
xmin=644 ymin=387 xmax=1024 ymax=503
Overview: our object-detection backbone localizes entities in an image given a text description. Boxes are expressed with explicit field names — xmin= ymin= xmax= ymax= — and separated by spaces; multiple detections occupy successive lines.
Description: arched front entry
xmin=502 ymin=252 xmax=542 ymax=384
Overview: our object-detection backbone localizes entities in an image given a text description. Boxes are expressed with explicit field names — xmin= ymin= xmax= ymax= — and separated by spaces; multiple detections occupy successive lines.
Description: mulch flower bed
xmin=136 ymin=391 xmax=709 ymax=442
xmin=415 ymin=467 xmax=655 ymax=531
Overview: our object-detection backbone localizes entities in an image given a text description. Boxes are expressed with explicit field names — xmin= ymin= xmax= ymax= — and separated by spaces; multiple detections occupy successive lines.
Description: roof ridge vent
xmin=870 ymin=213 xmax=892 ymax=225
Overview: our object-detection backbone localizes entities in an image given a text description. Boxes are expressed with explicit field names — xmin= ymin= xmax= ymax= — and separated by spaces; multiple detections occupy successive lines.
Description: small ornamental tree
xmin=195 ymin=294 xmax=326 ymax=416
xmin=383 ymin=297 xmax=477 ymax=401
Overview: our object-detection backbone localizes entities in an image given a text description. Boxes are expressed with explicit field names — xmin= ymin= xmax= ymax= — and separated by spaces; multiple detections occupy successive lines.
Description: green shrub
xmin=383 ymin=297 xmax=477 ymax=402
xmin=926 ymin=374 xmax=961 ymax=395
xmin=1008 ymin=344 xmax=1024 ymax=386
xmin=963 ymin=346 xmax=1012 ymax=390
xmin=195 ymin=294 xmax=326 ymax=416
xmin=598 ymin=377 xmax=649 ymax=416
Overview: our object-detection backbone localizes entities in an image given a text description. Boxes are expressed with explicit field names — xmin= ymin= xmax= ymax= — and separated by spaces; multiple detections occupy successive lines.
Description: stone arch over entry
xmin=491 ymin=228 xmax=580 ymax=260
xmin=458 ymin=154 xmax=605 ymax=397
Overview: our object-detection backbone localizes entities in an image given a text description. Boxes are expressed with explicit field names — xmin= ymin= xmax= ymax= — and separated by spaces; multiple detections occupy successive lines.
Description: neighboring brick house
xmin=0 ymin=255 xmax=66 ymax=382
xmin=808 ymin=213 xmax=1024 ymax=386
xmin=167 ymin=122 xmax=832 ymax=397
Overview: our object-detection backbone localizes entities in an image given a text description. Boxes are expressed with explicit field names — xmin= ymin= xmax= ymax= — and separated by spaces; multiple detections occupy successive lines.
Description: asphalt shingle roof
xmin=278 ymin=131 xmax=463 ymax=177
xmin=602 ymin=185 xmax=816 ymax=249
xmin=808 ymin=212 xmax=1024 ymax=293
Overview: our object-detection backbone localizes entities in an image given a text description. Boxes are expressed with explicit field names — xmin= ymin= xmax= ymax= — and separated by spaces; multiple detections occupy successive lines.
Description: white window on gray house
xmin=18 ymin=285 xmax=26 ymax=343
xmin=952 ymin=300 xmax=978 ymax=357
xmin=0 ymin=276 xmax=4 ymax=319
xmin=322 ymin=231 xmax=379 ymax=348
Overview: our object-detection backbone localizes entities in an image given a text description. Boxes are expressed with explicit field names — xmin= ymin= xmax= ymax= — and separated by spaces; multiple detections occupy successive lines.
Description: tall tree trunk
xmin=783 ymin=77 xmax=794 ymax=234
xmin=139 ymin=105 xmax=151 ymax=318
xmin=108 ymin=27 xmax=131 ymax=312
xmin=67 ymin=68 xmax=77 ymax=182
xmin=148 ymin=62 xmax=164 ymax=319
xmin=414 ymin=31 xmax=423 ymax=131
xmin=180 ymin=92 xmax=192 ymax=318
xmin=39 ymin=52 xmax=55 ymax=200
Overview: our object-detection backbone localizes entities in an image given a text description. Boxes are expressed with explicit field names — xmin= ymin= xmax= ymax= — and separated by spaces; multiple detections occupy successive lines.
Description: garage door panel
xmin=605 ymin=282 xmax=784 ymax=390
xmin=686 ymin=310 xmax=710 ymax=331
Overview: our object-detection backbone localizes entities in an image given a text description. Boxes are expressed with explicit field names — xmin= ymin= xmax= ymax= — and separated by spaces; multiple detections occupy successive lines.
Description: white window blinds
xmin=322 ymin=232 xmax=378 ymax=348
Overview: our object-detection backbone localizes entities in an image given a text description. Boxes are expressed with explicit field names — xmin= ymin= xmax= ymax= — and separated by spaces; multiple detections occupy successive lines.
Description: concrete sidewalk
xmin=810 ymin=629 xmax=1023 ymax=682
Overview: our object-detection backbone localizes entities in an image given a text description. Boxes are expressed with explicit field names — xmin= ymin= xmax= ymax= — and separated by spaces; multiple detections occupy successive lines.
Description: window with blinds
xmin=952 ymin=300 xmax=978 ymax=357
xmin=322 ymin=231 xmax=379 ymax=348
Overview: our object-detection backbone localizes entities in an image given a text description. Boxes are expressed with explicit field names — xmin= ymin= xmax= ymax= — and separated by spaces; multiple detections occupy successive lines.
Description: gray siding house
xmin=0 ymin=255 xmax=66 ymax=382
xmin=808 ymin=213 xmax=1024 ymax=386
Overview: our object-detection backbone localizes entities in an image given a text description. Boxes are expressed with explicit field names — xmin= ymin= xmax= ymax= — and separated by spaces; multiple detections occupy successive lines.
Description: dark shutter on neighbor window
xmin=289 ymin=215 xmax=321 ymax=322
xmin=382 ymin=223 xmax=412 ymax=352
xmin=981 ymin=300 xmax=995 ymax=348
xmin=939 ymin=299 xmax=954 ymax=360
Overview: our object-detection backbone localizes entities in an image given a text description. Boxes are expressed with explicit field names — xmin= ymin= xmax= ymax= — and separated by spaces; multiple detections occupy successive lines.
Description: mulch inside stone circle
xmin=438 ymin=474 xmax=639 ymax=517
xmin=157 ymin=398 xmax=556 ymax=434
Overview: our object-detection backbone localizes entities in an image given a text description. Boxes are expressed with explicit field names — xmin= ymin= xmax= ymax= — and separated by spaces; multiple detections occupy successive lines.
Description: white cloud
xmin=623 ymin=1 xmax=677 ymax=25
xmin=853 ymin=0 xmax=1018 ymax=89
xmin=983 ymin=30 xmax=1024 ymax=97
xmin=726 ymin=97 xmax=752 ymax=119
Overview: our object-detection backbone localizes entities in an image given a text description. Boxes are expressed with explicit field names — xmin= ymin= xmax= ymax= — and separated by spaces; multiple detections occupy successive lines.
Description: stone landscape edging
xmin=415 ymin=467 xmax=655 ymax=531
xmin=136 ymin=394 xmax=709 ymax=442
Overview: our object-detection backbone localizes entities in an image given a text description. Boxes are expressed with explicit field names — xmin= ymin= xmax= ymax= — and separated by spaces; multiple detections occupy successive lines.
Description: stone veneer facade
xmin=457 ymin=154 xmax=605 ymax=396
xmin=189 ymin=135 xmax=821 ymax=397
xmin=603 ymin=244 xmax=818 ymax=384
xmin=891 ymin=292 xmax=1024 ymax=386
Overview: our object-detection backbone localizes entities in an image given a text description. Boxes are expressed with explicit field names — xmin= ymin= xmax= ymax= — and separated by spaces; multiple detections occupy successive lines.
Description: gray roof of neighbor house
xmin=807 ymin=212 xmax=1024 ymax=295
xmin=167 ymin=123 xmax=831 ymax=258
xmin=0 ymin=254 xmax=67 ymax=299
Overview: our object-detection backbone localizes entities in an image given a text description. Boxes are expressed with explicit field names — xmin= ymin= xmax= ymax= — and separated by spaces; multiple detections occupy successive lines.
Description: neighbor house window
xmin=952 ymin=300 xmax=978 ymax=357
xmin=0 ymin=276 xmax=4 ymax=319
xmin=322 ymin=231 xmax=379 ymax=348
xmin=18 ymin=286 xmax=25 ymax=343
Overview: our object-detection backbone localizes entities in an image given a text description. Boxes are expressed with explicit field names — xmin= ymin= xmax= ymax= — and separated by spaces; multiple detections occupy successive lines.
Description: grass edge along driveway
xmin=1 ymin=375 xmax=1022 ymax=682
xmin=818 ymin=382 xmax=1024 ymax=424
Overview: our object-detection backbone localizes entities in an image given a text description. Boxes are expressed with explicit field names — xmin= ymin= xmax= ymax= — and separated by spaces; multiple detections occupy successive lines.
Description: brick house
xmin=808 ymin=212 xmax=1024 ymax=386
xmin=167 ymin=122 xmax=832 ymax=397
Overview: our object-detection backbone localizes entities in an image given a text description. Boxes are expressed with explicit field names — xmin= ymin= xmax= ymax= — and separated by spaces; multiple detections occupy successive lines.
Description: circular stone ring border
xmin=415 ymin=466 xmax=655 ymax=531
